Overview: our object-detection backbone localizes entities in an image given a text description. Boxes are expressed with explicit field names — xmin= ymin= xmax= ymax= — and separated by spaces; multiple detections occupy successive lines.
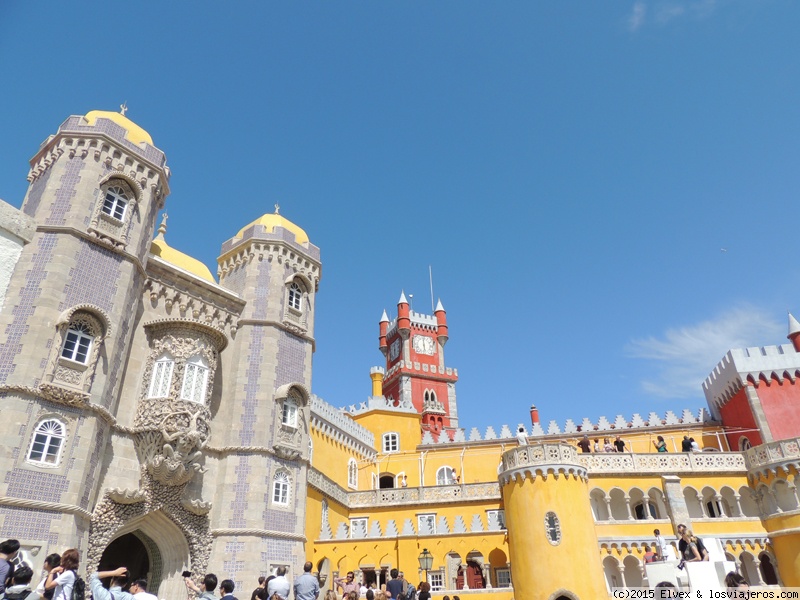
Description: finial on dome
xmin=120 ymin=102 xmax=128 ymax=116
xmin=274 ymin=203 xmax=280 ymax=215
xmin=155 ymin=212 xmax=168 ymax=240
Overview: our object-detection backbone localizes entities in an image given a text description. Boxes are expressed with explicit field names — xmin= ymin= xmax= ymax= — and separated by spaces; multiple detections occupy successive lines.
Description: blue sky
xmin=1 ymin=1 xmax=799 ymax=432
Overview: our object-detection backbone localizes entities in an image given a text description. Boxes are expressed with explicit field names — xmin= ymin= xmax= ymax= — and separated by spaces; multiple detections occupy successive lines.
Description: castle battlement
xmin=702 ymin=344 xmax=800 ymax=414
xmin=310 ymin=394 xmax=375 ymax=456
xmin=341 ymin=395 xmax=418 ymax=417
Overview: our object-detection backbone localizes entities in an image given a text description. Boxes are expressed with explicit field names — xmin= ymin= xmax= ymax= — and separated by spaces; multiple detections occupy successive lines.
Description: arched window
xmin=739 ymin=436 xmax=752 ymax=451
xmin=27 ymin=419 xmax=66 ymax=466
xmin=382 ymin=432 xmax=399 ymax=453
xmin=282 ymin=395 xmax=299 ymax=428
xmin=430 ymin=391 xmax=436 ymax=403
xmin=633 ymin=502 xmax=657 ymax=520
xmin=288 ymin=282 xmax=303 ymax=311
xmin=436 ymin=466 xmax=457 ymax=486
xmin=61 ymin=321 xmax=94 ymax=364
xmin=273 ymin=471 xmax=291 ymax=506
xmin=102 ymin=185 xmax=129 ymax=221
xmin=148 ymin=354 xmax=175 ymax=398
xmin=181 ymin=355 xmax=209 ymax=403
xmin=348 ymin=458 xmax=358 ymax=489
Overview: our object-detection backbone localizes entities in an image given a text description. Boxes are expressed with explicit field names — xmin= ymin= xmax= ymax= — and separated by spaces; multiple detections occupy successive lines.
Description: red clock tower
xmin=378 ymin=292 xmax=459 ymax=439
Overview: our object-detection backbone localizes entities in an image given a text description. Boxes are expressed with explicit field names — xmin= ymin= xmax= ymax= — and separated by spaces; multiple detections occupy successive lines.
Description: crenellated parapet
xmin=310 ymin=395 xmax=375 ymax=457
xmin=342 ymin=395 xmax=417 ymax=416
xmin=703 ymin=345 xmax=800 ymax=416
xmin=744 ymin=436 xmax=800 ymax=482
xmin=499 ymin=443 xmax=588 ymax=485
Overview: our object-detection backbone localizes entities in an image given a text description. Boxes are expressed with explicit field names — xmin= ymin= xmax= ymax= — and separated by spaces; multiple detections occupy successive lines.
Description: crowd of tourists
xmin=246 ymin=568 xmax=428 ymax=600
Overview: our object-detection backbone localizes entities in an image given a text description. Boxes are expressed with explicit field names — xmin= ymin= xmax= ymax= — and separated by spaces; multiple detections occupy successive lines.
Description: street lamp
xmin=418 ymin=548 xmax=433 ymax=583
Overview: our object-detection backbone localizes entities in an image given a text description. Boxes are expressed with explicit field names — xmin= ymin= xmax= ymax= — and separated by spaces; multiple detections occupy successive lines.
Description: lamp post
xmin=418 ymin=548 xmax=433 ymax=583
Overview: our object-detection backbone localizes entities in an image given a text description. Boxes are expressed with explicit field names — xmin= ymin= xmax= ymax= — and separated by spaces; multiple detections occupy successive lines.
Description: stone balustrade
xmin=578 ymin=450 xmax=746 ymax=474
xmin=743 ymin=437 xmax=800 ymax=479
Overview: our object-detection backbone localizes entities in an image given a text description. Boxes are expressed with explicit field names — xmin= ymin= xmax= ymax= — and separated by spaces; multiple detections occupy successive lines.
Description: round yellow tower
xmin=499 ymin=443 xmax=606 ymax=600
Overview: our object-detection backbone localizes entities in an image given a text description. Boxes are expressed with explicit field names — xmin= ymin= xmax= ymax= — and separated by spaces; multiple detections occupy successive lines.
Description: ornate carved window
xmin=181 ymin=355 xmax=209 ymax=403
xmin=102 ymin=185 xmax=129 ymax=221
xmin=348 ymin=458 xmax=358 ymax=489
xmin=283 ymin=277 xmax=310 ymax=332
xmin=61 ymin=321 xmax=94 ymax=364
xmin=89 ymin=178 xmax=138 ymax=248
xmin=544 ymin=511 xmax=561 ymax=545
xmin=27 ymin=419 xmax=66 ymax=466
xmin=272 ymin=470 xmax=291 ymax=506
xmin=282 ymin=395 xmax=299 ymax=428
xmin=148 ymin=354 xmax=175 ymax=398
xmin=288 ymin=282 xmax=303 ymax=311
xmin=382 ymin=432 xmax=399 ymax=453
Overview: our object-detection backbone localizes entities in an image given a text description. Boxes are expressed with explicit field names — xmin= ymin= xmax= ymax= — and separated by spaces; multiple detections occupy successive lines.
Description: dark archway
xmin=99 ymin=533 xmax=150 ymax=582
xmin=379 ymin=475 xmax=395 ymax=489
xmin=759 ymin=554 xmax=779 ymax=585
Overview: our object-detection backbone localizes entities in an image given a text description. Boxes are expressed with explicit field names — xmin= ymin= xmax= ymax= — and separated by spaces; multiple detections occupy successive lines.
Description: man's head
xmin=258 ymin=577 xmax=266 ymax=586
xmin=654 ymin=529 xmax=660 ymax=536
xmin=12 ymin=565 xmax=33 ymax=586
xmin=303 ymin=562 xmax=313 ymax=573
xmin=345 ymin=572 xmax=354 ymax=582
xmin=582 ymin=435 xmax=589 ymax=440
xmin=220 ymin=580 xmax=235 ymax=595
xmin=677 ymin=524 xmax=686 ymax=535
xmin=615 ymin=436 xmax=621 ymax=441
xmin=204 ymin=574 xmax=219 ymax=592
xmin=111 ymin=570 xmax=130 ymax=589
xmin=0 ymin=539 xmax=20 ymax=559
xmin=390 ymin=569 xmax=398 ymax=579
xmin=276 ymin=567 xmax=287 ymax=577
xmin=131 ymin=580 xmax=149 ymax=594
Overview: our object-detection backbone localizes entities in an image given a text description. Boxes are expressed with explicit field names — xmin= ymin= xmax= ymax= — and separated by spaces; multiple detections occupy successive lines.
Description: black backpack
xmin=695 ymin=537 xmax=708 ymax=559
xmin=6 ymin=589 xmax=33 ymax=600
xmin=70 ymin=572 xmax=86 ymax=600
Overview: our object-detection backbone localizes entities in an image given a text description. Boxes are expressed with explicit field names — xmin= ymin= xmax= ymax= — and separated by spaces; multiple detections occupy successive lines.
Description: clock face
xmin=389 ymin=339 xmax=401 ymax=360
xmin=412 ymin=335 xmax=435 ymax=356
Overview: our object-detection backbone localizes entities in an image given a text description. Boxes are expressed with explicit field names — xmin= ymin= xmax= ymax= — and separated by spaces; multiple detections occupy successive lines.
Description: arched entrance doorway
xmin=99 ymin=533 xmax=150 ymax=582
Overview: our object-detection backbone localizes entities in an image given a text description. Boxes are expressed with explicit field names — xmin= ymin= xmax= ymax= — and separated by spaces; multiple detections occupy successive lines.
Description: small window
xmin=544 ymin=511 xmax=561 ymax=545
xmin=739 ymin=436 xmax=752 ymax=451
xmin=436 ymin=466 xmax=457 ymax=486
xmin=348 ymin=458 xmax=358 ymax=489
xmin=148 ymin=355 xmax=175 ymax=398
xmin=495 ymin=569 xmax=511 ymax=588
xmin=27 ymin=419 xmax=66 ymax=466
xmin=102 ymin=185 xmax=129 ymax=221
xmin=382 ymin=432 xmax=399 ymax=453
xmin=428 ymin=572 xmax=444 ymax=592
xmin=288 ymin=282 xmax=303 ymax=311
xmin=706 ymin=499 xmax=724 ymax=518
xmin=272 ymin=471 xmax=291 ymax=506
xmin=282 ymin=396 xmax=298 ymax=428
xmin=350 ymin=517 xmax=368 ymax=538
xmin=181 ymin=355 xmax=209 ymax=403
xmin=418 ymin=513 xmax=436 ymax=534
xmin=487 ymin=509 xmax=506 ymax=529
xmin=61 ymin=322 xmax=93 ymax=364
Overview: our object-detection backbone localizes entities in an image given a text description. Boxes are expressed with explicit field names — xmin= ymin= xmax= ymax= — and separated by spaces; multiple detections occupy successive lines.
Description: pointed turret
xmin=435 ymin=298 xmax=448 ymax=346
xmin=788 ymin=312 xmax=800 ymax=352
xmin=397 ymin=290 xmax=410 ymax=335
xmin=379 ymin=309 xmax=390 ymax=354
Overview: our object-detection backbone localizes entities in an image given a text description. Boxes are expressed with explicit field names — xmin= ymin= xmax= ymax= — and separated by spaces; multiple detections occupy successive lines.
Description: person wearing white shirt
xmin=266 ymin=568 xmax=290 ymax=600
xmin=130 ymin=579 xmax=158 ymax=600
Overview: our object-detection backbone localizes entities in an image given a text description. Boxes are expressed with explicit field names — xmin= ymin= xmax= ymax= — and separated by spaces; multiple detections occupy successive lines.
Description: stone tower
xmin=378 ymin=293 xmax=458 ymax=438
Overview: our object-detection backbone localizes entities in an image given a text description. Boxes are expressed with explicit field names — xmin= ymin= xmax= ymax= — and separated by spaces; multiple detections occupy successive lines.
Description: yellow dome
xmin=150 ymin=237 xmax=216 ymax=283
xmin=236 ymin=213 xmax=309 ymax=245
xmin=84 ymin=110 xmax=154 ymax=146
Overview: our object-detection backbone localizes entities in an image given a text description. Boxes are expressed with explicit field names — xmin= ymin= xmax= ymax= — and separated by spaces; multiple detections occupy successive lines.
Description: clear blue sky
xmin=2 ymin=1 xmax=799 ymax=432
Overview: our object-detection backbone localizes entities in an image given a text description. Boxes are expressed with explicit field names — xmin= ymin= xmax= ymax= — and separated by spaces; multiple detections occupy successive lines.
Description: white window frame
xmin=61 ymin=322 xmax=94 ymax=364
xmin=288 ymin=282 xmax=303 ymax=312
xmin=282 ymin=396 xmax=299 ymax=428
xmin=272 ymin=471 xmax=291 ymax=506
xmin=181 ymin=355 xmax=209 ymax=403
xmin=348 ymin=458 xmax=358 ymax=489
xmin=417 ymin=513 xmax=436 ymax=534
xmin=102 ymin=185 xmax=129 ymax=221
xmin=487 ymin=509 xmax=506 ymax=529
xmin=495 ymin=568 xmax=511 ymax=588
xmin=148 ymin=354 xmax=175 ymax=398
xmin=436 ymin=466 xmax=457 ymax=486
xmin=350 ymin=517 xmax=368 ymax=538
xmin=27 ymin=419 xmax=66 ymax=466
xmin=428 ymin=571 xmax=444 ymax=592
xmin=382 ymin=432 xmax=399 ymax=453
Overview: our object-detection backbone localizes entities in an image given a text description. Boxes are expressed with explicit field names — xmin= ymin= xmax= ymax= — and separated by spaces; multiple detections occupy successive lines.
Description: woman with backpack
xmin=44 ymin=549 xmax=79 ymax=600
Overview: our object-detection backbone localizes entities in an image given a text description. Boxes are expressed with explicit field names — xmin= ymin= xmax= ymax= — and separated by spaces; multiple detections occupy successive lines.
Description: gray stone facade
xmin=0 ymin=113 xmax=320 ymax=598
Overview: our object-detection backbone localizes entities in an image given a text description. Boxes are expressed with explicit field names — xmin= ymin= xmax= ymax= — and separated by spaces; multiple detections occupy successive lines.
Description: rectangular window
xmin=496 ymin=569 xmax=511 ymax=588
xmin=181 ymin=363 xmax=209 ymax=402
xmin=282 ymin=400 xmax=298 ymax=427
xmin=417 ymin=514 xmax=436 ymax=534
xmin=487 ymin=509 xmax=506 ymax=529
xmin=62 ymin=330 xmax=92 ymax=364
xmin=350 ymin=518 xmax=368 ymax=538
xmin=149 ymin=360 xmax=174 ymax=398
xmin=382 ymin=433 xmax=399 ymax=453
xmin=428 ymin=572 xmax=443 ymax=592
